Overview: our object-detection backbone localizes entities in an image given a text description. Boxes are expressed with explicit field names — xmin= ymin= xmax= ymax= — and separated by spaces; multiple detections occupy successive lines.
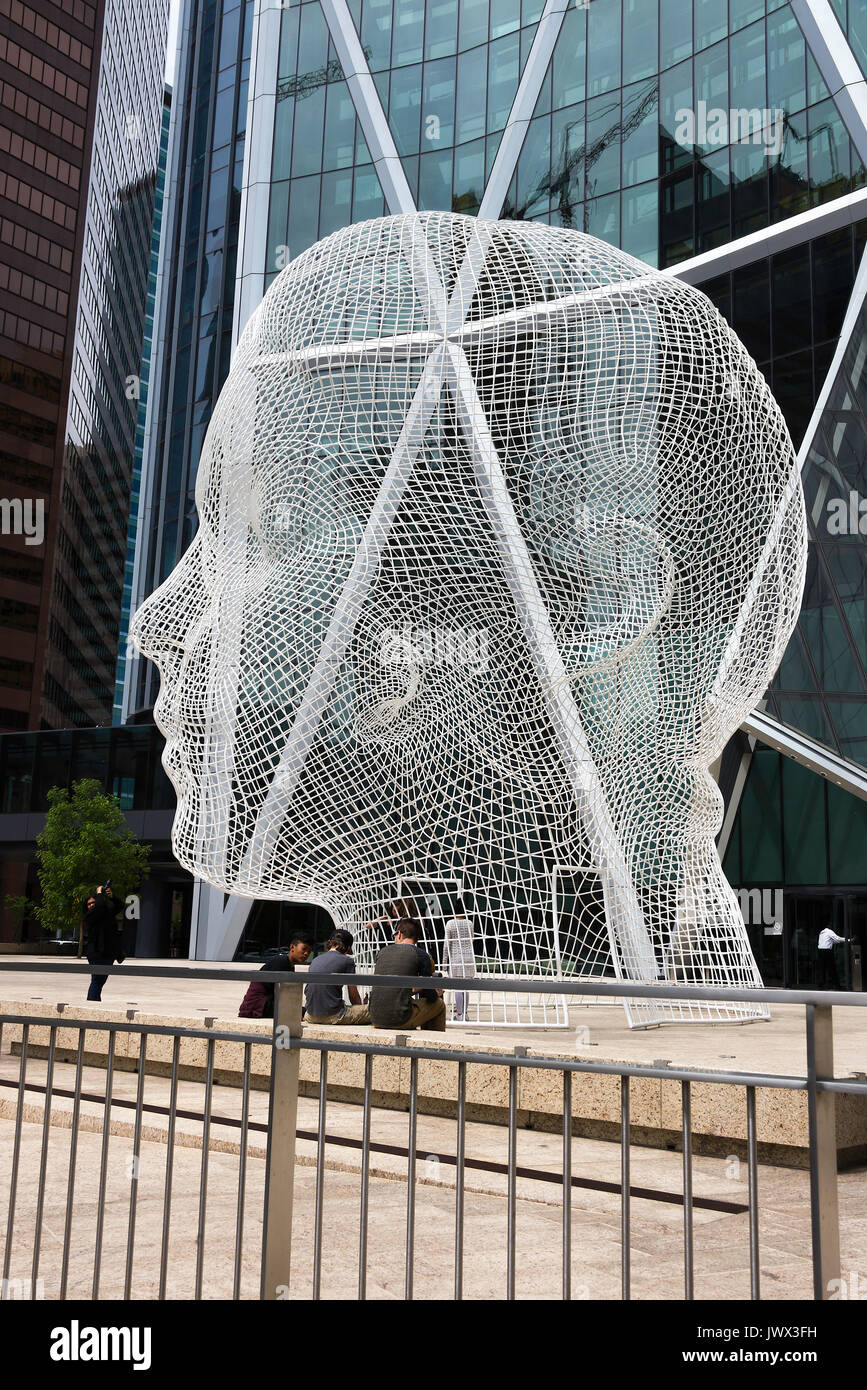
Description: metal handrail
xmin=1 ymin=958 xmax=864 ymax=1008
xmin=0 ymin=960 xmax=860 ymax=1302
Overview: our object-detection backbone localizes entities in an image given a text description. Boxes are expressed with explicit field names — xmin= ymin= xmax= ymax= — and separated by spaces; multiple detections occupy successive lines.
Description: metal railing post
xmin=262 ymin=978 xmax=303 ymax=1301
xmin=806 ymin=1003 xmax=841 ymax=1300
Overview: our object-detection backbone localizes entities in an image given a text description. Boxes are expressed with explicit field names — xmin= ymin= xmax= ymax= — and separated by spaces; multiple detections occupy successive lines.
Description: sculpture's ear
xmin=552 ymin=506 xmax=675 ymax=672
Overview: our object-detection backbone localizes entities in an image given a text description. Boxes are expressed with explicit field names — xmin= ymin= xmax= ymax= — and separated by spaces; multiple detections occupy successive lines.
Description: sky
xmin=166 ymin=0 xmax=181 ymax=82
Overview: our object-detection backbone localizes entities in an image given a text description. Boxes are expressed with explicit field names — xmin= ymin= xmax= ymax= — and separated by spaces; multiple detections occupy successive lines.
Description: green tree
xmin=6 ymin=779 xmax=151 ymax=939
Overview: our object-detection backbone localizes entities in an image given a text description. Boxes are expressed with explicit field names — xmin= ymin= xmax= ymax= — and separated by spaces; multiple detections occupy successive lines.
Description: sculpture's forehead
xmin=248 ymin=213 xmax=663 ymax=357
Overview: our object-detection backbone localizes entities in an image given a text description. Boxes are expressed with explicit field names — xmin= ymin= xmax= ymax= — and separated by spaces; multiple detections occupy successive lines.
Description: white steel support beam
xmin=478 ymin=0 xmax=571 ymax=219
xmin=671 ymin=188 xmax=867 ymax=285
xmin=790 ymin=0 xmax=867 ymax=168
xmin=446 ymin=343 xmax=661 ymax=1023
xmin=318 ymin=0 xmax=416 ymax=214
xmin=742 ymin=709 xmax=867 ymax=801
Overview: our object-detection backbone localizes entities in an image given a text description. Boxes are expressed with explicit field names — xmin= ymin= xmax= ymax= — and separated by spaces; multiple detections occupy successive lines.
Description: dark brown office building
xmin=0 ymin=0 xmax=168 ymax=732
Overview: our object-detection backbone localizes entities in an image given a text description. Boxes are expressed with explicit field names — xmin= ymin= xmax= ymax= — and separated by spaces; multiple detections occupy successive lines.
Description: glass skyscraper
xmin=127 ymin=0 xmax=867 ymax=975
xmin=127 ymin=0 xmax=254 ymax=725
xmin=113 ymin=85 xmax=172 ymax=725
xmin=0 ymin=0 xmax=170 ymax=731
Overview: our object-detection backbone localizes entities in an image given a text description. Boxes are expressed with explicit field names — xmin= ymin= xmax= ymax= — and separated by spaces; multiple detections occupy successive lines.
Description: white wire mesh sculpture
xmin=131 ymin=213 xmax=807 ymax=1027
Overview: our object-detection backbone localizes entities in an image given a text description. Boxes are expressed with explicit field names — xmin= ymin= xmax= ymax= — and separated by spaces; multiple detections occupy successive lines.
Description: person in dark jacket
xmin=370 ymin=920 xmax=446 ymax=1031
xmin=82 ymin=885 xmax=125 ymax=1002
xmin=238 ymin=934 xmax=313 ymax=1019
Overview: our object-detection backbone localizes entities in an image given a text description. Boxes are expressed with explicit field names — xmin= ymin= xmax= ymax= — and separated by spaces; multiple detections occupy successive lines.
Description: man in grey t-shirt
xmin=370 ymin=921 xmax=446 ymax=1031
xmin=304 ymin=931 xmax=371 ymax=1025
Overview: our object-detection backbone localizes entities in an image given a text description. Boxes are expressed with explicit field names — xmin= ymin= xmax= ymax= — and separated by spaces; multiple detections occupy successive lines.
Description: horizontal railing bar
xmin=2 ymin=1009 xmax=863 ymax=1093
xmin=816 ymin=1078 xmax=867 ymax=1095
xmin=284 ymin=1036 xmax=812 ymax=1089
xmin=0 ymin=1013 xmax=271 ymax=1045
xmin=0 ymin=960 xmax=865 ymax=1008
xmin=1 ymin=1010 xmax=863 ymax=1093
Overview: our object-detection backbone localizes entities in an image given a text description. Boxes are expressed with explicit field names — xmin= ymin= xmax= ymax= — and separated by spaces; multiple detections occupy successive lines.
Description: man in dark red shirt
xmin=238 ymin=934 xmax=313 ymax=1019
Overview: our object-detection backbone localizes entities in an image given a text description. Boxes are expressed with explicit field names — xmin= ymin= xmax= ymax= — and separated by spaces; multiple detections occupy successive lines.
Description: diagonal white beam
xmin=478 ymin=0 xmax=571 ymax=219
xmin=445 ymin=342 xmax=661 ymax=1019
xmin=742 ymin=708 xmax=867 ymax=800
xmin=236 ymin=346 xmax=448 ymax=882
xmin=318 ymin=0 xmax=415 ymax=214
xmin=790 ymin=0 xmax=867 ymax=168
xmin=672 ymin=188 xmax=867 ymax=285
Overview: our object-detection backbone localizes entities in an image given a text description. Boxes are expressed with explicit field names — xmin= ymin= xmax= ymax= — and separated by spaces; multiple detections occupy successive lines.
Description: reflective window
xmin=459 ymin=0 xmax=489 ymax=50
xmin=389 ymin=62 xmax=423 ymax=155
xmin=694 ymin=0 xmax=726 ymax=50
xmin=587 ymin=0 xmax=621 ymax=96
xmin=320 ymin=169 xmax=353 ymax=236
xmin=360 ymin=0 xmax=393 ymax=71
xmin=782 ymin=758 xmax=828 ymax=884
xmin=288 ymin=173 xmax=322 ymax=258
xmin=621 ymin=180 xmax=657 ymax=262
xmin=622 ymin=0 xmax=658 ymax=85
xmin=453 ymin=137 xmax=485 ymax=211
xmin=323 ymin=82 xmax=356 ymax=169
xmin=516 ymin=114 xmax=550 ymax=216
xmin=419 ymin=147 xmax=453 ymax=208
xmin=739 ymin=748 xmax=783 ymax=882
xmin=487 ymin=32 xmax=520 ymax=131
xmin=426 ymin=0 xmax=458 ymax=58
xmin=393 ymin=0 xmax=425 ymax=65
xmin=767 ymin=7 xmax=806 ymax=115
xmin=456 ymin=47 xmax=487 ymax=142
xmin=660 ymin=0 xmax=692 ymax=69
xmin=291 ymin=86 xmax=325 ymax=177
xmin=422 ymin=56 xmax=456 ymax=147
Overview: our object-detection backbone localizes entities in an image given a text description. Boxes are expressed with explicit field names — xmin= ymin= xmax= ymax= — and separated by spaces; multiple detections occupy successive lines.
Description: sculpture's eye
xmin=249 ymin=451 xmax=365 ymax=561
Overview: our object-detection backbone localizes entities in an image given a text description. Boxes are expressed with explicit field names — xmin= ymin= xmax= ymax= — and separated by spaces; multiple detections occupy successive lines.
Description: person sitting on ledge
xmin=304 ymin=929 xmax=371 ymax=1025
xmin=238 ymin=934 xmax=312 ymax=1019
xmin=370 ymin=919 xmax=446 ymax=1032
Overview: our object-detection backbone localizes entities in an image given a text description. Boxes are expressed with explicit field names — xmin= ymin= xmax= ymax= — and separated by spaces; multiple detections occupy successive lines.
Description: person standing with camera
xmin=82 ymin=882 xmax=125 ymax=1002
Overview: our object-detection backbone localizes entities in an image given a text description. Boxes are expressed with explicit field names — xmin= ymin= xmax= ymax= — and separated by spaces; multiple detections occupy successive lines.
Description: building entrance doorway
xmin=782 ymin=892 xmax=865 ymax=990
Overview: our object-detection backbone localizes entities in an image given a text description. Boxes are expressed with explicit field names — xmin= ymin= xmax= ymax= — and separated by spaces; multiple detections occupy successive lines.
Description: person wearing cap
xmin=304 ymin=930 xmax=371 ymax=1025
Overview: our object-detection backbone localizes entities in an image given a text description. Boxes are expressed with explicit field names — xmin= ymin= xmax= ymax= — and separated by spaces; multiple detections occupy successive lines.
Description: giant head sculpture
xmin=131 ymin=213 xmax=806 ymax=1019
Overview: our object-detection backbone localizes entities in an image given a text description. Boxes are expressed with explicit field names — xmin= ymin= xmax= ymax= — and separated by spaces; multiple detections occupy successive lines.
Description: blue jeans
xmin=87 ymin=974 xmax=108 ymax=1001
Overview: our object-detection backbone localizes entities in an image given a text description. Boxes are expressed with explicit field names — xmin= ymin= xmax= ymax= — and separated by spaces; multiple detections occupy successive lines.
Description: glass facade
xmin=0 ymin=723 xmax=175 ymax=815
xmin=57 ymin=0 xmax=170 ymax=728
xmin=700 ymin=219 xmax=867 ymax=445
xmin=132 ymin=0 xmax=254 ymax=715
xmin=263 ymin=0 xmax=552 ymax=283
xmin=113 ymin=89 xmax=173 ymax=724
xmin=755 ymin=283 xmax=867 ymax=766
xmin=528 ymin=0 xmax=865 ymax=267
xmin=262 ymin=0 xmax=866 ymax=276
xmin=722 ymin=742 xmax=867 ymax=987
xmin=0 ymin=0 xmax=168 ymax=733
xmin=0 ymin=723 xmax=191 ymax=951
